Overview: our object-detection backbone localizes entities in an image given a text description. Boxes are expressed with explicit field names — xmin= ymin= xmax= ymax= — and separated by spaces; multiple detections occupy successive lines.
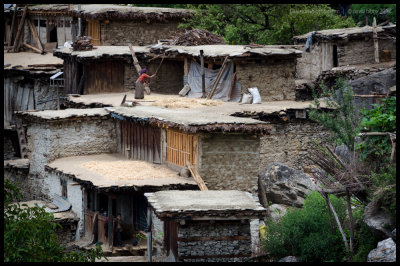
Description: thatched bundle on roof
xmin=166 ymin=29 xmax=225 ymax=46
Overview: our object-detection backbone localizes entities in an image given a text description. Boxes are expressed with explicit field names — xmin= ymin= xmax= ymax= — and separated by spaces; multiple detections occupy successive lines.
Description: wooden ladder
xmin=186 ymin=160 xmax=208 ymax=191
xmin=15 ymin=118 xmax=28 ymax=158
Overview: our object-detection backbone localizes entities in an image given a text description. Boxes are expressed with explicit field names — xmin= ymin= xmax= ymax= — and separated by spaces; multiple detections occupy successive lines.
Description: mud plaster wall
xmin=26 ymin=117 xmax=118 ymax=199
xmin=197 ymin=133 xmax=260 ymax=193
xmin=337 ymin=38 xmax=396 ymax=66
xmin=236 ymin=59 xmax=296 ymax=101
xmin=124 ymin=60 xmax=184 ymax=94
xmin=296 ymin=42 xmax=333 ymax=81
xmin=259 ymin=121 xmax=330 ymax=173
xmin=44 ymin=171 xmax=84 ymax=240
xmin=177 ymin=220 xmax=252 ymax=262
xmin=100 ymin=21 xmax=183 ymax=46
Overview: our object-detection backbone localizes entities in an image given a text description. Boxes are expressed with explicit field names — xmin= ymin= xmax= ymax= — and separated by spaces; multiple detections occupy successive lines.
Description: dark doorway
xmin=333 ymin=45 xmax=338 ymax=67
xmin=49 ymin=25 xmax=57 ymax=43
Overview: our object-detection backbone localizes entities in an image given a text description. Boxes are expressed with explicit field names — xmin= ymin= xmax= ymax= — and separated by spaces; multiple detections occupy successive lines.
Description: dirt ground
xmin=4 ymin=50 xmax=63 ymax=67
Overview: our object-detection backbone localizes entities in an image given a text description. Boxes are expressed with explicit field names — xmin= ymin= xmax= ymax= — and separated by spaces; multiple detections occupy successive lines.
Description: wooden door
xmin=87 ymin=19 xmax=100 ymax=46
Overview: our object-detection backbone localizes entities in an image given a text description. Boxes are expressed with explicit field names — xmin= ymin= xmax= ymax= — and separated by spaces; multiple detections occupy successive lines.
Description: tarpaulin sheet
xmin=187 ymin=60 xmax=241 ymax=102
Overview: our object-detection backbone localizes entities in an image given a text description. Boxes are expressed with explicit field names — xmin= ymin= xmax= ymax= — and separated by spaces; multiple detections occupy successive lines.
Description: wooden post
xmin=373 ymin=17 xmax=379 ymax=63
xmin=200 ymin=50 xmax=205 ymax=98
xmin=346 ymin=189 xmax=354 ymax=260
xmin=56 ymin=83 xmax=60 ymax=110
xmin=147 ymin=207 xmax=153 ymax=262
xmin=107 ymin=196 xmax=113 ymax=246
xmin=27 ymin=19 xmax=44 ymax=52
xmin=365 ymin=10 xmax=369 ymax=26
xmin=207 ymin=56 xmax=229 ymax=99
xmin=23 ymin=43 xmax=42 ymax=54
xmin=128 ymin=43 xmax=142 ymax=75
xmin=8 ymin=4 xmax=17 ymax=47
xmin=228 ymin=72 xmax=237 ymax=101
xmin=12 ymin=5 xmax=28 ymax=52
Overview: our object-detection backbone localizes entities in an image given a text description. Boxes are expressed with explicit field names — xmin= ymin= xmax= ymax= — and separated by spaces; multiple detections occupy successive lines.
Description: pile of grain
xmin=148 ymin=95 xmax=223 ymax=109
xmin=80 ymin=160 xmax=178 ymax=181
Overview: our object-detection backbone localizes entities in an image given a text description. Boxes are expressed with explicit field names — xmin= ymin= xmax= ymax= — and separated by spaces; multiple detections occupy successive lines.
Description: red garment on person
xmin=138 ymin=73 xmax=151 ymax=83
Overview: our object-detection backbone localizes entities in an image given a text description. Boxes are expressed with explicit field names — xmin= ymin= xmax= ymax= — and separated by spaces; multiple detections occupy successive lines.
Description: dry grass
xmin=80 ymin=160 xmax=178 ymax=181
xmin=147 ymin=95 xmax=223 ymax=109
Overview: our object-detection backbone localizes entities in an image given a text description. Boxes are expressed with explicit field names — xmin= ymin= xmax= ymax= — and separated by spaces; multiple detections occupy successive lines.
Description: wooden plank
xmin=12 ymin=6 xmax=28 ymax=52
xmin=177 ymin=235 xmax=251 ymax=242
xmin=21 ymin=86 xmax=29 ymax=111
xmin=127 ymin=120 xmax=131 ymax=159
xmin=121 ymin=120 xmax=125 ymax=157
xmin=144 ymin=125 xmax=149 ymax=161
xmin=373 ymin=17 xmax=379 ymax=63
xmin=128 ymin=43 xmax=142 ymax=75
xmin=135 ymin=123 xmax=139 ymax=160
xmin=23 ymin=43 xmax=43 ymax=54
xmin=207 ymin=56 xmax=229 ymax=99
xmin=15 ymin=85 xmax=23 ymax=111
xmin=27 ymin=88 xmax=34 ymax=110
xmin=192 ymin=135 xmax=198 ymax=165
xmin=131 ymin=122 xmax=134 ymax=159
xmin=153 ymin=127 xmax=161 ymax=164
xmin=148 ymin=126 xmax=154 ymax=163
xmin=140 ymin=125 xmax=145 ymax=161
xmin=27 ymin=19 xmax=43 ymax=51
xmin=186 ymin=160 xmax=208 ymax=190
xmin=8 ymin=4 xmax=17 ymax=46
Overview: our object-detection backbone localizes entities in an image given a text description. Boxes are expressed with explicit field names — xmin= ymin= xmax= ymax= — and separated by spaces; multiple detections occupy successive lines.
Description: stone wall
xmin=197 ymin=133 xmax=260 ymax=193
xmin=236 ymin=58 xmax=296 ymax=101
xmin=100 ymin=21 xmax=183 ymax=46
xmin=177 ymin=220 xmax=252 ymax=262
xmin=44 ymin=171 xmax=84 ymax=240
xmin=124 ymin=60 xmax=184 ymax=94
xmin=296 ymin=42 xmax=333 ymax=80
xmin=259 ymin=121 xmax=330 ymax=173
xmin=26 ymin=117 xmax=118 ymax=199
xmin=56 ymin=219 xmax=79 ymax=246
xmin=4 ymin=165 xmax=31 ymax=200
xmin=338 ymin=39 xmax=396 ymax=67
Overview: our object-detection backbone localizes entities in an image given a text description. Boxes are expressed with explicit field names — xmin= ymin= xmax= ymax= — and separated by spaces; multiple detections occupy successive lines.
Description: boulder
xmin=367 ymin=238 xmax=396 ymax=262
xmin=278 ymin=256 xmax=300 ymax=262
xmin=363 ymin=201 xmax=395 ymax=240
xmin=258 ymin=162 xmax=317 ymax=208
xmin=334 ymin=144 xmax=351 ymax=164
xmin=391 ymin=229 xmax=396 ymax=243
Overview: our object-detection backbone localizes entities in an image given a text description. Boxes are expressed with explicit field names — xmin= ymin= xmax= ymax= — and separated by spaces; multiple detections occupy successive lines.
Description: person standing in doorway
xmin=135 ymin=68 xmax=155 ymax=99
xmin=114 ymin=213 xmax=124 ymax=247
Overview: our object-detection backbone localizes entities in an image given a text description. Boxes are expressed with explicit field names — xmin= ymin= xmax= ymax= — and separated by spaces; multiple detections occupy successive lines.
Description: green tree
xmin=181 ymin=4 xmax=355 ymax=45
xmin=4 ymin=179 xmax=105 ymax=262
xmin=308 ymin=78 xmax=362 ymax=151
xmin=349 ymin=4 xmax=396 ymax=26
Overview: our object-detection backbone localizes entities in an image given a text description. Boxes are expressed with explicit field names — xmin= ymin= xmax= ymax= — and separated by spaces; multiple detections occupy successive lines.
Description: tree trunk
xmin=12 ymin=5 xmax=28 ymax=52
xmin=346 ymin=189 xmax=354 ymax=260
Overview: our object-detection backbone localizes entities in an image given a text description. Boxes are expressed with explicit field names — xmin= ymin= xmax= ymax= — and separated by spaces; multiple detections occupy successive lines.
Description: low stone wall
xmin=4 ymin=164 xmax=31 ymax=200
xmin=56 ymin=219 xmax=79 ymax=246
xmin=236 ymin=58 xmax=296 ymax=101
xmin=259 ymin=121 xmax=330 ymax=173
xmin=197 ymin=133 xmax=260 ymax=193
xmin=177 ymin=220 xmax=252 ymax=262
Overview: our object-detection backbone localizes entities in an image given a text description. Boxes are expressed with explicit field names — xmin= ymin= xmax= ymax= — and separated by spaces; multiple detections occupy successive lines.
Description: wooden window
xmin=61 ymin=179 xmax=68 ymax=199
xmin=87 ymin=19 xmax=100 ymax=46
xmin=166 ymin=129 xmax=197 ymax=167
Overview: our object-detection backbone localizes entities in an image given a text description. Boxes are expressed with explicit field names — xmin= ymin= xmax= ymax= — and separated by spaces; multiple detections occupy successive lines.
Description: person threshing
xmin=135 ymin=68 xmax=155 ymax=99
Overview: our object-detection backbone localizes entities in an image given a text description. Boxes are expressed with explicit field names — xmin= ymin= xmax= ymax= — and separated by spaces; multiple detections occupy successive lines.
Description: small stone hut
xmin=53 ymin=45 xmax=302 ymax=101
xmin=293 ymin=25 xmax=396 ymax=80
xmin=4 ymin=4 xmax=192 ymax=48
xmin=145 ymin=190 xmax=266 ymax=262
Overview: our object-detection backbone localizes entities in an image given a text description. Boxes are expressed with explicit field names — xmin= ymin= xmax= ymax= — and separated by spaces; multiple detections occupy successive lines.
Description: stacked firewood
xmin=167 ymin=29 xmax=225 ymax=46
xmin=72 ymin=36 xmax=93 ymax=51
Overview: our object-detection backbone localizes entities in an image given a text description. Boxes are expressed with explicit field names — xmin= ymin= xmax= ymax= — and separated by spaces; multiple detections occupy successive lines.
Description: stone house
xmin=4 ymin=4 xmax=191 ymax=49
xmin=145 ymin=190 xmax=266 ymax=262
xmin=53 ymin=44 xmax=302 ymax=101
xmin=293 ymin=25 xmax=396 ymax=80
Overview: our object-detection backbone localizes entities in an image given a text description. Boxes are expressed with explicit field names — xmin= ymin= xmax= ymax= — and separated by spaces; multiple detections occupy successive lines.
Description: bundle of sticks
xmin=168 ymin=29 xmax=225 ymax=46
xmin=72 ymin=36 xmax=93 ymax=51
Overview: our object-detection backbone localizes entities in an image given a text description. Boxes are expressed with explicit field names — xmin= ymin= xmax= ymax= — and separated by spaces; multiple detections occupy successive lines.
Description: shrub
xmin=262 ymin=191 xmax=348 ymax=262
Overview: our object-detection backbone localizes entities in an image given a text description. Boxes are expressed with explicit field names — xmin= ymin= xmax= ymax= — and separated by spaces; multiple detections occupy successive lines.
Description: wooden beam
xmin=128 ymin=43 xmax=142 ymax=75
xmin=373 ymin=17 xmax=379 ymax=63
xmin=27 ymin=18 xmax=44 ymax=52
xmin=12 ymin=5 xmax=28 ymax=52
xmin=207 ymin=56 xmax=229 ymax=99
xmin=23 ymin=43 xmax=43 ymax=54
xmin=186 ymin=160 xmax=208 ymax=191
xmin=228 ymin=72 xmax=237 ymax=101
xmin=8 ymin=4 xmax=18 ymax=47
